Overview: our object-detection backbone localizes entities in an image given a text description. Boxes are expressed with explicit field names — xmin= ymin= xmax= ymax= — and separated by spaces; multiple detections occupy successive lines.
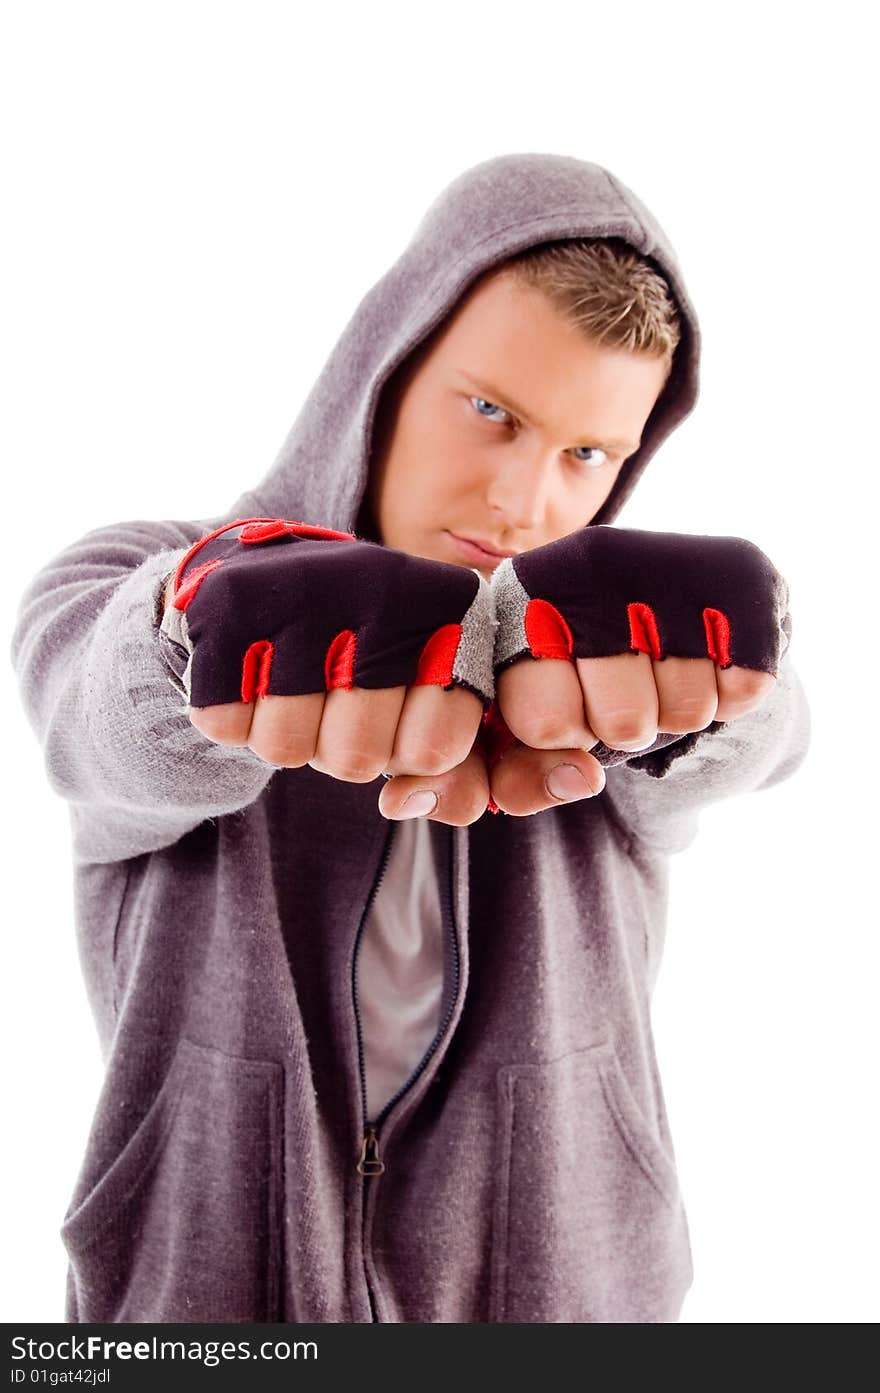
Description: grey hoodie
xmin=10 ymin=152 xmax=811 ymax=1323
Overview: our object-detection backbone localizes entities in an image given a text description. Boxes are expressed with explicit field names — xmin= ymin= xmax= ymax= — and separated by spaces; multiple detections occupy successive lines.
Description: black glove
xmin=159 ymin=517 xmax=496 ymax=710
xmin=484 ymin=525 xmax=792 ymax=790
xmin=491 ymin=525 xmax=791 ymax=677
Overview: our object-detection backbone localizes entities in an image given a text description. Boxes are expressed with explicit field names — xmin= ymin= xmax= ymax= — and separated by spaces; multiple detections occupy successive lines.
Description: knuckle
xmin=395 ymin=735 xmax=466 ymax=777
xmin=189 ymin=707 xmax=248 ymax=746
xmin=524 ymin=722 xmax=561 ymax=749
xmin=324 ymin=749 xmax=389 ymax=783
xmin=596 ymin=712 xmax=654 ymax=747
xmin=658 ymin=700 xmax=717 ymax=733
xmin=728 ymin=670 xmax=767 ymax=700
xmin=248 ymin=736 xmax=314 ymax=767
xmin=507 ymin=710 xmax=564 ymax=748
xmin=717 ymin=670 xmax=770 ymax=714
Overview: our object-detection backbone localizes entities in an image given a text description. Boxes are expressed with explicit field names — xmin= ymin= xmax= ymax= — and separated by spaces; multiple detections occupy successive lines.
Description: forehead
xmin=433 ymin=267 xmax=568 ymax=346
xmin=417 ymin=269 xmax=666 ymax=439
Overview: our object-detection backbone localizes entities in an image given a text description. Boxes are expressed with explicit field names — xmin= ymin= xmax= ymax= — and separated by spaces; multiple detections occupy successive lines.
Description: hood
xmin=240 ymin=151 xmax=700 ymax=535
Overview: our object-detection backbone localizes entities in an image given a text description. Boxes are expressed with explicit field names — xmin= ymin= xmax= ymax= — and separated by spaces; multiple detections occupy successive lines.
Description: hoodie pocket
xmin=489 ymin=1042 xmax=693 ymax=1323
xmin=61 ymin=1037 xmax=284 ymax=1323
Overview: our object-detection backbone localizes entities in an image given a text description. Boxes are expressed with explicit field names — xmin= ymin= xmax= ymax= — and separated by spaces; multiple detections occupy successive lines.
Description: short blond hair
xmin=498 ymin=237 xmax=681 ymax=382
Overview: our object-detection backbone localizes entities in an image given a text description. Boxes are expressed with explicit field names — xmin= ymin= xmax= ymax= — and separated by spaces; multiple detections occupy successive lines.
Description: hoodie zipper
xmin=352 ymin=819 xmax=396 ymax=1174
xmin=352 ymin=819 xmax=461 ymax=1175
xmin=352 ymin=816 xmax=461 ymax=1323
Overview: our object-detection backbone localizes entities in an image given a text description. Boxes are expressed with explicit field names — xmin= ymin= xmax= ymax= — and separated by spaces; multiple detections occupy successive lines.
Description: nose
xmin=485 ymin=443 xmax=554 ymax=533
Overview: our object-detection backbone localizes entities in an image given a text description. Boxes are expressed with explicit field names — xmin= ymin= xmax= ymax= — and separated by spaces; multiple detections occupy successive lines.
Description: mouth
xmin=446 ymin=532 xmax=519 ymax=569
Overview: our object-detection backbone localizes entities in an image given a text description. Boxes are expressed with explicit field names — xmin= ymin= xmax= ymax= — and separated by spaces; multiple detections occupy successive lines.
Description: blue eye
xmin=470 ymin=396 xmax=511 ymax=424
xmin=470 ymin=395 xmax=609 ymax=468
xmin=570 ymin=445 xmax=608 ymax=468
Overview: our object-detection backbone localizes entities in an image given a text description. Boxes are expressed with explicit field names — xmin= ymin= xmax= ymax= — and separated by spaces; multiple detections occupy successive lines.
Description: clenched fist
xmin=161 ymin=519 xmax=793 ymax=825
xmin=482 ymin=524 xmax=790 ymax=815
xmin=160 ymin=517 xmax=497 ymax=826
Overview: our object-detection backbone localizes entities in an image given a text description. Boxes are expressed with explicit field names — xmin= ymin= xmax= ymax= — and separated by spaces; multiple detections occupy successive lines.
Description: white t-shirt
xmin=357 ymin=815 xmax=445 ymax=1121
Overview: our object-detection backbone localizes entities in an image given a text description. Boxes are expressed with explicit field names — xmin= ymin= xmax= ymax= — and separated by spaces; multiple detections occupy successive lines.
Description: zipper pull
xmin=357 ymin=1126 xmax=386 ymax=1176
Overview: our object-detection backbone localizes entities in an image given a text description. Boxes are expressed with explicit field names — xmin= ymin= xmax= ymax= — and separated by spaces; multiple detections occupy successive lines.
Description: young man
xmin=11 ymin=152 xmax=810 ymax=1324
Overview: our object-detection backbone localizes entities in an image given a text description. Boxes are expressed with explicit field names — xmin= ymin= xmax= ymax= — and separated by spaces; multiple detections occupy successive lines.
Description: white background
xmin=2 ymin=0 xmax=876 ymax=1324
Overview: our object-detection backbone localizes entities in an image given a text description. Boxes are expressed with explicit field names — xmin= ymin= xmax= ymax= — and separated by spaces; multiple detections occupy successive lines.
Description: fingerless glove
xmin=159 ymin=517 xmax=496 ymax=711
xmin=478 ymin=525 xmax=794 ymax=810
xmin=491 ymin=525 xmax=791 ymax=676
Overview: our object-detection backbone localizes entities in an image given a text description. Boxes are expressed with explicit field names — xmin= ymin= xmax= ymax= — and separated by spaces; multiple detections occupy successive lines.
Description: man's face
xmin=364 ymin=269 xmax=670 ymax=578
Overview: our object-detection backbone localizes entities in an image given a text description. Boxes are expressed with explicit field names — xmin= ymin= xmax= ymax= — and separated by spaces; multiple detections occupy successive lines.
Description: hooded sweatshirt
xmin=10 ymin=152 xmax=811 ymax=1324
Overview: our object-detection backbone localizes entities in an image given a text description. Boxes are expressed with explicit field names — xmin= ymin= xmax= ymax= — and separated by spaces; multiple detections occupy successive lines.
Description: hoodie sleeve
xmin=601 ymin=649 xmax=811 ymax=855
xmin=9 ymin=518 xmax=276 ymax=866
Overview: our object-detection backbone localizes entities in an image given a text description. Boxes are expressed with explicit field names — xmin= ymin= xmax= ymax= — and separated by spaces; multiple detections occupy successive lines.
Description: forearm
xmin=10 ymin=519 xmax=276 ymax=864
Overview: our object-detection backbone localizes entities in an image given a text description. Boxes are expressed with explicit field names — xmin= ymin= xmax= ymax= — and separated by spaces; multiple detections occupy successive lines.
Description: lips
xmin=465 ymin=536 xmax=519 ymax=557
xmin=447 ymin=531 xmax=519 ymax=567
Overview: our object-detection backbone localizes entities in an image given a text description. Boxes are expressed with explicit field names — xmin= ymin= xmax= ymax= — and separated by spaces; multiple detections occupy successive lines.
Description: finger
xmin=490 ymin=741 xmax=606 ymax=817
xmin=385 ymin=682 xmax=485 ymax=778
xmin=577 ymin=652 xmax=659 ymax=751
xmin=651 ymin=656 xmax=719 ymax=733
xmin=496 ymin=656 xmax=598 ymax=750
xmin=246 ymin=691 xmax=326 ymax=766
xmin=310 ymin=684 xmax=408 ymax=783
xmin=378 ymin=745 xmax=490 ymax=827
xmin=714 ymin=664 xmax=776 ymax=722
xmin=189 ymin=700 xmax=256 ymax=747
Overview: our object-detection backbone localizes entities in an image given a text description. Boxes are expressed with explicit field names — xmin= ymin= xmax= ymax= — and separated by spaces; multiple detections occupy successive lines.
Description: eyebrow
xmin=456 ymin=371 xmax=639 ymax=454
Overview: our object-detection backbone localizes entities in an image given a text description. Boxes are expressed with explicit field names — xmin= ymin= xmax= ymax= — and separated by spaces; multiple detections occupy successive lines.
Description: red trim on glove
xmin=173 ymin=558 xmax=225 ymax=612
xmin=173 ymin=517 xmax=356 ymax=595
xmin=239 ymin=520 xmax=357 ymax=545
xmin=627 ymin=602 xmax=662 ymax=659
xmin=325 ymin=630 xmax=357 ymax=690
xmin=414 ymin=624 xmax=461 ymax=687
xmin=241 ymin=639 xmax=274 ymax=702
xmin=524 ymin=598 xmax=574 ymax=660
xmin=703 ymin=607 xmax=732 ymax=667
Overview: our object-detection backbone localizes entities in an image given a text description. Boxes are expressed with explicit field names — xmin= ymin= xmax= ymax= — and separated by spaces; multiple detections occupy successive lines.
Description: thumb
xmin=489 ymin=741 xmax=605 ymax=817
xmin=377 ymin=745 xmax=490 ymax=827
